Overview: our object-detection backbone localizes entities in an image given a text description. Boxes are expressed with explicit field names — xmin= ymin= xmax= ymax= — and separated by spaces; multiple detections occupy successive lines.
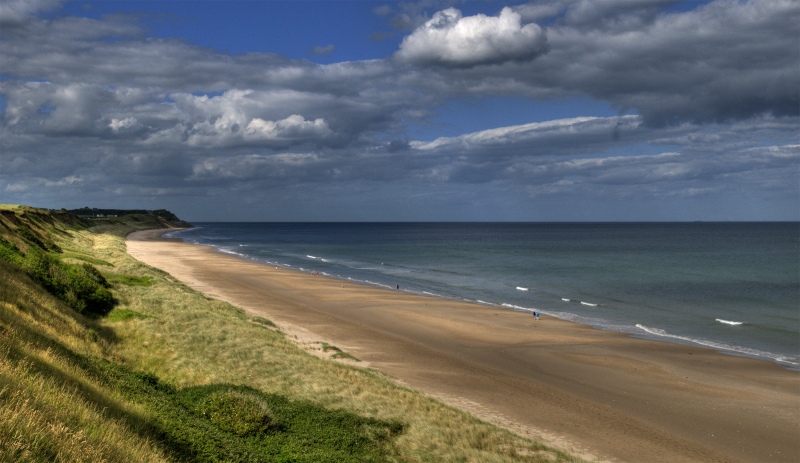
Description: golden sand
xmin=128 ymin=229 xmax=799 ymax=463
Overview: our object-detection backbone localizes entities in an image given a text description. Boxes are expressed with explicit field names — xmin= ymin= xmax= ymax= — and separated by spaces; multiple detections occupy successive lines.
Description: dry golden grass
xmin=92 ymin=228 xmax=580 ymax=463
xmin=0 ymin=218 xmax=582 ymax=462
xmin=0 ymin=265 xmax=170 ymax=463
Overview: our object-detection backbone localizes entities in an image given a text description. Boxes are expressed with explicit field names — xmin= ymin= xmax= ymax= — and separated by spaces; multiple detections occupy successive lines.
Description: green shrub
xmin=22 ymin=248 xmax=116 ymax=316
xmin=0 ymin=238 xmax=23 ymax=266
xmin=197 ymin=390 xmax=277 ymax=436
xmin=71 ymin=358 xmax=402 ymax=463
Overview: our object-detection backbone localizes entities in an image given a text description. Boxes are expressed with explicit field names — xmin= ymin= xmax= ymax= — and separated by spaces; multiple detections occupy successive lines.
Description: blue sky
xmin=1 ymin=0 xmax=798 ymax=221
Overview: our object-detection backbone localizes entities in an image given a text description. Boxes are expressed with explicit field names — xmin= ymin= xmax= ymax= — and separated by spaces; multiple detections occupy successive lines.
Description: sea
xmin=166 ymin=222 xmax=800 ymax=370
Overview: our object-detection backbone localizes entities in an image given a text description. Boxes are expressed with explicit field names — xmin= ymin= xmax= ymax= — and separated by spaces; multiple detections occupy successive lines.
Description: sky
xmin=0 ymin=0 xmax=798 ymax=222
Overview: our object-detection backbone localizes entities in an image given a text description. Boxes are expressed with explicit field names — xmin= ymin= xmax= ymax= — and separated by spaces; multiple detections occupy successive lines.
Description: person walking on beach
xmin=396 ymin=284 xmax=400 ymax=291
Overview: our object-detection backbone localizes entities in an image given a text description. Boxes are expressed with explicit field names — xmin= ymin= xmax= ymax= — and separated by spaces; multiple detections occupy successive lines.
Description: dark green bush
xmin=196 ymin=389 xmax=278 ymax=436
xmin=0 ymin=238 xmax=23 ymax=266
xmin=73 ymin=358 xmax=403 ymax=463
xmin=21 ymin=248 xmax=116 ymax=316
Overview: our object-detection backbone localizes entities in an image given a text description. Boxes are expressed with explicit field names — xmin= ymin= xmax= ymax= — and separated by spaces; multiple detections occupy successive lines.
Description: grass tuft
xmin=318 ymin=342 xmax=361 ymax=362
xmin=250 ymin=315 xmax=278 ymax=329
xmin=106 ymin=308 xmax=152 ymax=322
xmin=109 ymin=274 xmax=155 ymax=287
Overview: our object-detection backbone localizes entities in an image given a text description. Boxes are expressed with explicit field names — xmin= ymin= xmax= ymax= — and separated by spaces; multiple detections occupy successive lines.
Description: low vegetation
xmin=0 ymin=205 xmax=582 ymax=462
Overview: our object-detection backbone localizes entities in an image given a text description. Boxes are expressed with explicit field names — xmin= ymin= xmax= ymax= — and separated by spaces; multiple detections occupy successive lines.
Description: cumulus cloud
xmin=401 ymin=0 xmax=799 ymax=126
xmin=0 ymin=0 xmax=797 ymax=220
xmin=109 ymin=117 xmax=140 ymax=133
xmin=244 ymin=115 xmax=332 ymax=143
xmin=396 ymin=7 xmax=548 ymax=67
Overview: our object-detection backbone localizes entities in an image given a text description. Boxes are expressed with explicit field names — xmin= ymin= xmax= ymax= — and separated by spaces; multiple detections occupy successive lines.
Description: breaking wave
xmin=635 ymin=324 xmax=798 ymax=367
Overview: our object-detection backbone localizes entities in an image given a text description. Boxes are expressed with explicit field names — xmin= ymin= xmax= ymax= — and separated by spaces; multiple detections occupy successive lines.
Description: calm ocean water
xmin=168 ymin=223 xmax=800 ymax=369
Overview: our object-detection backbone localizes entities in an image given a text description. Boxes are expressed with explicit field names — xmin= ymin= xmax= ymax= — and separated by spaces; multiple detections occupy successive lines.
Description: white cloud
xmin=244 ymin=115 xmax=332 ymax=142
xmin=0 ymin=0 xmax=60 ymax=25
xmin=396 ymin=7 xmax=548 ymax=67
xmin=109 ymin=117 xmax=139 ymax=132
xmin=0 ymin=0 xmax=797 ymax=220
xmin=412 ymin=115 xmax=643 ymax=156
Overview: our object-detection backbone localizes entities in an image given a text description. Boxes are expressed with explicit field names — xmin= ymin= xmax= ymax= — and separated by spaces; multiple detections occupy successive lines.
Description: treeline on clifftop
xmin=66 ymin=207 xmax=192 ymax=228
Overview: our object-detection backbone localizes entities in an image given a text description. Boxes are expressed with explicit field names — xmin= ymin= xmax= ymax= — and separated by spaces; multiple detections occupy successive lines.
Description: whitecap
xmin=561 ymin=298 xmax=570 ymax=302
xmin=516 ymin=287 xmax=529 ymax=291
xmin=635 ymin=324 xmax=798 ymax=366
xmin=422 ymin=291 xmax=443 ymax=297
xmin=501 ymin=303 xmax=534 ymax=312
xmin=581 ymin=301 xmax=597 ymax=307
xmin=716 ymin=319 xmax=744 ymax=326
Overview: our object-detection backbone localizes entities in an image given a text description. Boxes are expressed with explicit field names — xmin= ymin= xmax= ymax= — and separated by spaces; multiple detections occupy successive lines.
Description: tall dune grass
xmin=0 ymin=212 xmax=583 ymax=462
xmin=0 ymin=263 xmax=169 ymax=463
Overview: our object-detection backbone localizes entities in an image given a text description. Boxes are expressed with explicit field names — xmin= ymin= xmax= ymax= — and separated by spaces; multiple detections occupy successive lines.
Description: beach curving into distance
xmin=128 ymin=229 xmax=799 ymax=463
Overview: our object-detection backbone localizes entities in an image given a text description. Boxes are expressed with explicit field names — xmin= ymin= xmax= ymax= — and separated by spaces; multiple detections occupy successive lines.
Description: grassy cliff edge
xmin=0 ymin=205 xmax=581 ymax=463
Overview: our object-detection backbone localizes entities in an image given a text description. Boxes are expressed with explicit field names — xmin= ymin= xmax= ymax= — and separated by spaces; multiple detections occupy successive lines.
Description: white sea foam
xmin=218 ymin=248 xmax=247 ymax=259
xmin=501 ymin=303 xmax=535 ymax=312
xmin=364 ymin=280 xmax=393 ymax=289
xmin=171 ymin=224 xmax=798 ymax=371
xmin=635 ymin=324 xmax=799 ymax=366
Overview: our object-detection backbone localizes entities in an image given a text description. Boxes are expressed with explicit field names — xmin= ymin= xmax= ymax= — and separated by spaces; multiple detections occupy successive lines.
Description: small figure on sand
xmin=396 ymin=284 xmax=400 ymax=291
xmin=533 ymin=311 xmax=539 ymax=320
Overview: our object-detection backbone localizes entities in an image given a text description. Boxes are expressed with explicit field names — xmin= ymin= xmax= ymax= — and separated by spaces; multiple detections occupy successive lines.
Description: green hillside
xmin=0 ymin=205 xmax=580 ymax=463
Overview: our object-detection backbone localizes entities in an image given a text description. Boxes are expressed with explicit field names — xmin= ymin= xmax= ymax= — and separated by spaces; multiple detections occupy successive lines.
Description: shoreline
xmin=157 ymin=226 xmax=800 ymax=372
xmin=127 ymin=229 xmax=799 ymax=463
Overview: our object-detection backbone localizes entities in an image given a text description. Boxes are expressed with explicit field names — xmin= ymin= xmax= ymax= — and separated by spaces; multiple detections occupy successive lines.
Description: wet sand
xmin=127 ymin=229 xmax=799 ymax=463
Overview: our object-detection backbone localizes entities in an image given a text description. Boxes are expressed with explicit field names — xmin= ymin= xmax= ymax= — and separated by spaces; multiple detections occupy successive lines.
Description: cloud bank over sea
xmin=1 ymin=0 xmax=797 ymax=221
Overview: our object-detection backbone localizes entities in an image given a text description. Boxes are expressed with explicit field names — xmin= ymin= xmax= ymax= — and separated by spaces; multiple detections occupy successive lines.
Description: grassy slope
xmin=0 ymin=206 xmax=582 ymax=463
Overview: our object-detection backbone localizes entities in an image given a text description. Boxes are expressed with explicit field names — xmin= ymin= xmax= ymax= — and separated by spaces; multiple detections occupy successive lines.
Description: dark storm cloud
xmin=442 ymin=0 xmax=800 ymax=126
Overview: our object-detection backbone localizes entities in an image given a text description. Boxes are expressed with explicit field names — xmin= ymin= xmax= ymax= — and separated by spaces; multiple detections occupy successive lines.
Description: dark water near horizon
xmin=167 ymin=222 xmax=800 ymax=369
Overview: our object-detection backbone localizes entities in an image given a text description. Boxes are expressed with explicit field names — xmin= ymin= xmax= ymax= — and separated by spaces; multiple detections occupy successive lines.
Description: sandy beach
xmin=127 ymin=229 xmax=799 ymax=463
